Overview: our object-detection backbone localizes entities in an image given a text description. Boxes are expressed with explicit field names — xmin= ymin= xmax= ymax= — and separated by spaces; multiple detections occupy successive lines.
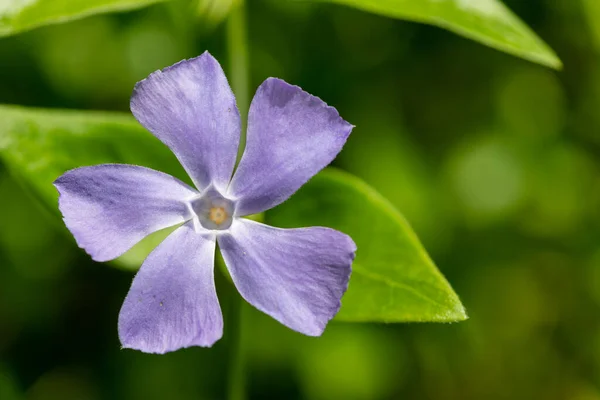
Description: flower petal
xmin=130 ymin=52 xmax=241 ymax=192
xmin=228 ymin=78 xmax=353 ymax=216
xmin=54 ymin=164 xmax=195 ymax=262
xmin=218 ymin=219 xmax=355 ymax=336
xmin=118 ymin=223 xmax=222 ymax=353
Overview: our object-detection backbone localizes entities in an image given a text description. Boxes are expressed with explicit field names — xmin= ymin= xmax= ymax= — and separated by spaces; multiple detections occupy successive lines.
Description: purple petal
xmin=118 ymin=223 xmax=222 ymax=354
xmin=218 ymin=219 xmax=355 ymax=336
xmin=131 ymin=52 xmax=240 ymax=192
xmin=228 ymin=78 xmax=353 ymax=216
xmin=54 ymin=164 xmax=195 ymax=262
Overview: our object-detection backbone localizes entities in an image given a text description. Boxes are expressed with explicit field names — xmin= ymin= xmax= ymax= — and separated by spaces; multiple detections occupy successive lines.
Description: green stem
xmin=226 ymin=2 xmax=249 ymax=400
xmin=227 ymin=0 xmax=250 ymax=158
xmin=227 ymin=295 xmax=247 ymax=400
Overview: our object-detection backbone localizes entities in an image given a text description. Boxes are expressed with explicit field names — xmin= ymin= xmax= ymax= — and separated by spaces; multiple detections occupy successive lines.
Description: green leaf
xmin=0 ymin=105 xmax=466 ymax=322
xmin=582 ymin=0 xmax=600 ymax=51
xmin=0 ymin=0 xmax=166 ymax=37
xmin=267 ymin=168 xmax=467 ymax=322
xmin=312 ymin=0 xmax=561 ymax=69
xmin=0 ymin=104 xmax=186 ymax=269
xmin=0 ymin=365 xmax=24 ymax=400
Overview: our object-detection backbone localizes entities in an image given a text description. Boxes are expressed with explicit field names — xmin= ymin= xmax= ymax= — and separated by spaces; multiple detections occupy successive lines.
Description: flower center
xmin=209 ymin=207 xmax=227 ymax=225
xmin=190 ymin=188 xmax=235 ymax=230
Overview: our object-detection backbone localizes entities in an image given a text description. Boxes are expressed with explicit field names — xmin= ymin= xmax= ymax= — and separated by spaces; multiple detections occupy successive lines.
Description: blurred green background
xmin=1 ymin=0 xmax=599 ymax=399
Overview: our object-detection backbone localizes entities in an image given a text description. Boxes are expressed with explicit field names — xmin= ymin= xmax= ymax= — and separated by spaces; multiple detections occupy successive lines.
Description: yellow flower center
xmin=209 ymin=207 xmax=228 ymax=225
xmin=190 ymin=188 xmax=235 ymax=230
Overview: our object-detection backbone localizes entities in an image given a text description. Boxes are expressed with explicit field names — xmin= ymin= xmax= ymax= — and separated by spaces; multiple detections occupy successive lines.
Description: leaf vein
xmin=352 ymin=263 xmax=451 ymax=309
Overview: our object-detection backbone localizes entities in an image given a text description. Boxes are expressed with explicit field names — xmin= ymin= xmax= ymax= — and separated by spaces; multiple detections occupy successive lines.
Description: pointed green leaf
xmin=0 ymin=0 xmax=166 ymax=37
xmin=0 ymin=105 xmax=467 ymax=322
xmin=312 ymin=0 xmax=561 ymax=69
xmin=0 ymin=105 xmax=186 ymax=269
xmin=267 ymin=168 xmax=467 ymax=322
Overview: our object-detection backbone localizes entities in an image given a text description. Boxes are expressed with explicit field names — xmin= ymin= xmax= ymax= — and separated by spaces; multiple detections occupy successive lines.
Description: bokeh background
xmin=1 ymin=0 xmax=599 ymax=399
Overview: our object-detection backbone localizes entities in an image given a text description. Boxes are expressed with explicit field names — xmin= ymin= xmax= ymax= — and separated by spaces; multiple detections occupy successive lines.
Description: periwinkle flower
xmin=54 ymin=52 xmax=356 ymax=354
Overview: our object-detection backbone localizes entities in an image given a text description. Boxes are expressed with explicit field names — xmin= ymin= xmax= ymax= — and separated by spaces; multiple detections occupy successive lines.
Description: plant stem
xmin=227 ymin=0 xmax=250 ymax=159
xmin=226 ymin=1 xmax=249 ymax=399
xmin=227 ymin=294 xmax=247 ymax=400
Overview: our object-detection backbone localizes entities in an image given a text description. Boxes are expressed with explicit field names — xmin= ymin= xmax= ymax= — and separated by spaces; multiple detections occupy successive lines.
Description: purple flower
xmin=54 ymin=52 xmax=356 ymax=354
